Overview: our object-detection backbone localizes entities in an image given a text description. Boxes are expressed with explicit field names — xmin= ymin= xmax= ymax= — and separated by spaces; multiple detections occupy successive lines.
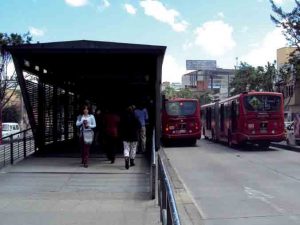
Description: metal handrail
xmin=0 ymin=128 xmax=32 ymax=141
xmin=0 ymin=128 xmax=35 ymax=169
xmin=150 ymin=128 xmax=156 ymax=199
xmin=158 ymin=154 xmax=181 ymax=225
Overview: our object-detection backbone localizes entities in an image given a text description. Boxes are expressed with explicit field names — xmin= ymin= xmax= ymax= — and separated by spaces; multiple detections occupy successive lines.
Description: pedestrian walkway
xmin=0 ymin=155 xmax=160 ymax=225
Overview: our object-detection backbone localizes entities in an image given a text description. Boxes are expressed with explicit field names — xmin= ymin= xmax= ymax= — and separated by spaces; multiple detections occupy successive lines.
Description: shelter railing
xmin=158 ymin=153 xmax=181 ymax=225
xmin=0 ymin=128 xmax=35 ymax=169
xmin=150 ymin=128 xmax=156 ymax=199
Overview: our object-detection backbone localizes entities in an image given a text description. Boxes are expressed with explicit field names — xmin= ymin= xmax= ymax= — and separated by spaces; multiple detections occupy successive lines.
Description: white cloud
xmin=182 ymin=41 xmax=193 ymax=51
xmin=97 ymin=0 xmax=110 ymax=11
xmin=65 ymin=0 xmax=88 ymax=7
xmin=194 ymin=20 xmax=236 ymax=56
xmin=241 ymin=26 xmax=249 ymax=33
xmin=102 ymin=0 xmax=110 ymax=8
xmin=162 ymin=55 xmax=186 ymax=82
xmin=217 ymin=12 xmax=224 ymax=18
xmin=273 ymin=0 xmax=289 ymax=4
xmin=140 ymin=0 xmax=188 ymax=32
xmin=124 ymin=4 xmax=137 ymax=15
xmin=240 ymin=28 xmax=287 ymax=66
xmin=29 ymin=27 xmax=45 ymax=37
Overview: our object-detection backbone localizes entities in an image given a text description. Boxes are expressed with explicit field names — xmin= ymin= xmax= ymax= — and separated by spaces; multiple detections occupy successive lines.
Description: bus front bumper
xmin=238 ymin=132 xmax=285 ymax=143
xmin=162 ymin=131 xmax=201 ymax=140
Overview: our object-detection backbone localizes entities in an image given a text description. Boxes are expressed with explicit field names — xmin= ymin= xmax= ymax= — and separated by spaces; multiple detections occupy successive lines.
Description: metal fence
xmin=150 ymin=129 xmax=156 ymax=199
xmin=0 ymin=129 xmax=35 ymax=169
xmin=158 ymin=153 xmax=181 ymax=225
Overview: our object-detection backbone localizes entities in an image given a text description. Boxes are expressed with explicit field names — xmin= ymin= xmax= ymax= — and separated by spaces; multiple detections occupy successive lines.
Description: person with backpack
xmin=121 ymin=105 xmax=140 ymax=169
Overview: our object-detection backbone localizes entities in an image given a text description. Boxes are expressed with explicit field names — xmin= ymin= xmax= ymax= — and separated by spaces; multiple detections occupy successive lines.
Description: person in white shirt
xmin=76 ymin=104 xmax=96 ymax=168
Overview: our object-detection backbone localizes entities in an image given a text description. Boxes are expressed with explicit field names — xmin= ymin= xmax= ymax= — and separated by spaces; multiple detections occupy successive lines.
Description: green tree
xmin=162 ymin=86 xmax=176 ymax=99
xmin=0 ymin=32 xmax=32 ymax=137
xmin=198 ymin=92 xmax=213 ymax=105
xmin=2 ymin=105 xmax=20 ymax=122
xmin=259 ymin=62 xmax=277 ymax=92
xmin=230 ymin=62 xmax=277 ymax=96
xmin=0 ymin=32 xmax=32 ymax=108
xmin=270 ymin=0 xmax=300 ymax=105
xmin=230 ymin=62 xmax=256 ymax=95
xmin=177 ymin=88 xmax=193 ymax=98
xmin=270 ymin=0 xmax=300 ymax=49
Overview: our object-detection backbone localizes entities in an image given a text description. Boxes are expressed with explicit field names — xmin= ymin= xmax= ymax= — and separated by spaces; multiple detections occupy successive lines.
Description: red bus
xmin=201 ymin=91 xmax=285 ymax=148
xmin=162 ymin=98 xmax=201 ymax=145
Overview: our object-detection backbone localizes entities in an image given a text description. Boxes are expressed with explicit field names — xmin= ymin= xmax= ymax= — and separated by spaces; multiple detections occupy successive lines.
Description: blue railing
xmin=158 ymin=153 xmax=181 ymax=225
xmin=150 ymin=129 xmax=156 ymax=199
xmin=0 ymin=128 xmax=35 ymax=169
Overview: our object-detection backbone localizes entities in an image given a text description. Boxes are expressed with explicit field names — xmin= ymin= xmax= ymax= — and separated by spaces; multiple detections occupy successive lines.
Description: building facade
xmin=276 ymin=47 xmax=299 ymax=121
xmin=182 ymin=68 xmax=235 ymax=99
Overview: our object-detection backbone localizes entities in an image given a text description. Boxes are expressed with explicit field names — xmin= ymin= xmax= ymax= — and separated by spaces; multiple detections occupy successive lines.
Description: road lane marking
xmin=244 ymin=186 xmax=285 ymax=214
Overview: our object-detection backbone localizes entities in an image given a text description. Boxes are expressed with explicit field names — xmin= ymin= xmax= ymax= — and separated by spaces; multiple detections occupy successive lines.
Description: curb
xmin=159 ymin=148 xmax=203 ymax=225
xmin=271 ymin=143 xmax=300 ymax=152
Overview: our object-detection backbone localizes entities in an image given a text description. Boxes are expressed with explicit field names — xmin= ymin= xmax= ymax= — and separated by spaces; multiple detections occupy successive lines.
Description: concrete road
xmin=164 ymin=140 xmax=300 ymax=225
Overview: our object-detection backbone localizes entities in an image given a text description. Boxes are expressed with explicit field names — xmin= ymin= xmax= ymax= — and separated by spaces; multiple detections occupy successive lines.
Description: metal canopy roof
xmin=6 ymin=40 xmax=166 ymax=53
xmin=6 ymin=40 xmax=166 ymax=104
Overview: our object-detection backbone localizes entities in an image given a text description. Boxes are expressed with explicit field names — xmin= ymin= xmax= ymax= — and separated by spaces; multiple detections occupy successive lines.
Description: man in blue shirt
xmin=134 ymin=103 xmax=149 ymax=153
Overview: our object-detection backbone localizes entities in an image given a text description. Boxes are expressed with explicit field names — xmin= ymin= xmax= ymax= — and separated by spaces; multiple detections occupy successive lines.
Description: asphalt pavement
xmin=164 ymin=139 xmax=300 ymax=225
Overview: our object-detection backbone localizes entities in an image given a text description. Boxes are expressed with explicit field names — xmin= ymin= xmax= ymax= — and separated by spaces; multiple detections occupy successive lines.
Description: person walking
xmin=103 ymin=108 xmax=120 ymax=164
xmin=76 ymin=104 xmax=96 ymax=168
xmin=134 ymin=102 xmax=149 ymax=153
xmin=94 ymin=108 xmax=103 ymax=150
xmin=121 ymin=106 xmax=140 ymax=169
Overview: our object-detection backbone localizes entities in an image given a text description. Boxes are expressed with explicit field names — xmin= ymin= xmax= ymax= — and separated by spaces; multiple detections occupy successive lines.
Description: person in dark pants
xmin=103 ymin=109 xmax=120 ymax=164
xmin=120 ymin=106 xmax=140 ymax=169
xmin=76 ymin=104 xmax=96 ymax=168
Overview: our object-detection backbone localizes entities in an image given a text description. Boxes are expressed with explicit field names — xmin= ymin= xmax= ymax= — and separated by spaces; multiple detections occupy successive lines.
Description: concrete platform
xmin=0 ymin=155 xmax=160 ymax=225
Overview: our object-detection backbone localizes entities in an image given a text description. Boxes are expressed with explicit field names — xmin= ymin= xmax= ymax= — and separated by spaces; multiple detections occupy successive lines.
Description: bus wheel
xmin=227 ymin=130 xmax=233 ymax=148
xmin=203 ymin=128 xmax=207 ymax=139
xmin=189 ymin=139 xmax=197 ymax=146
xmin=212 ymin=130 xmax=217 ymax=143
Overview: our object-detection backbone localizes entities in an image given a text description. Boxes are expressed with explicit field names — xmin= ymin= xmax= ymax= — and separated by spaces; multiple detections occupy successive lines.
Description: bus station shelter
xmin=5 ymin=40 xmax=166 ymax=153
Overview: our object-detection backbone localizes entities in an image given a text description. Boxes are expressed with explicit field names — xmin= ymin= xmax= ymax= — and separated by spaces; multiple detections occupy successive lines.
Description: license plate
xmin=177 ymin=130 xmax=186 ymax=134
xmin=260 ymin=129 xmax=267 ymax=133
xmin=179 ymin=124 xmax=186 ymax=129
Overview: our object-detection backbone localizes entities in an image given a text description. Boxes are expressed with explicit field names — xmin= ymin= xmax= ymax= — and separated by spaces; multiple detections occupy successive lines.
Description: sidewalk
xmin=0 ymin=155 xmax=160 ymax=225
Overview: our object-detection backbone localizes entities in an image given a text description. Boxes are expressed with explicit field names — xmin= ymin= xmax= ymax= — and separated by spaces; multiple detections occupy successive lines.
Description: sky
xmin=0 ymin=0 xmax=297 ymax=82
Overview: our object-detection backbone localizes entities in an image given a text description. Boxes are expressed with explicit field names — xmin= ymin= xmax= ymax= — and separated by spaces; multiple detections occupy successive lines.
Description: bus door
xmin=214 ymin=101 xmax=220 ymax=140
xmin=220 ymin=103 xmax=225 ymax=137
xmin=231 ymin=100 xmax=238 ymax=133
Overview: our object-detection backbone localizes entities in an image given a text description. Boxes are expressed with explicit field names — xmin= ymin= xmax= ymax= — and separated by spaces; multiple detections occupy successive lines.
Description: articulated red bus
xmin=162 ymin=98 xmax=201 ymax=145
xmin=201 ymin=91 xmax=285 ymax=148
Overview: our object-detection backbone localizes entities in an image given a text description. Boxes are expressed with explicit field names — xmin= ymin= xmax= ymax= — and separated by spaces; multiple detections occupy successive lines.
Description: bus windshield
xmin=2 ymin=124 xmax=9 ymax=131
xmin=244 ymin=95 xmax=281 ymax=112
xmin=165 ymin=101 xmax=197 ymax=116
